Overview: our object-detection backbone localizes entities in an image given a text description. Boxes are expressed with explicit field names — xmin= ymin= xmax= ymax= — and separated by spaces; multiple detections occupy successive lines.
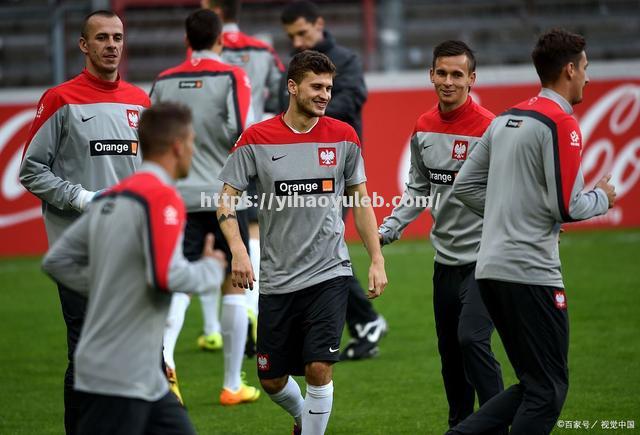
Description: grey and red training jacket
xmin=150 ymin=51 xmax=253 ymax=211
xmin=20 ymin=69 xmax=150 ymax=243
xmin=379 ymin=96 xmax=494 ymax=266
xmin=42 ymin=162 xmax=224 ymax=401
xmin=454 ymin=88 xmax=609 ymax=288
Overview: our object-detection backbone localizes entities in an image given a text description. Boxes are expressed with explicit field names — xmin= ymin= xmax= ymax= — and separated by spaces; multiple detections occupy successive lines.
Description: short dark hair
xmin=206 ymin=0 xmax=241 ymax=22
xmin=81 ymin=10 xmax=119 ymax=39
xmin=186 ymin=9 xmax=222 ymax=51
xmin=432 ymin=40 xmax=476 ymax=73
xmin=532 ymin=28 xmax=586 ymax=85
xmin=139 ymin=103 xmax=192 ymax=158
xmin=281 ymin=1 xmax=321 ymax=25
xmin=287 ymin=50 xmax=336 ymax=84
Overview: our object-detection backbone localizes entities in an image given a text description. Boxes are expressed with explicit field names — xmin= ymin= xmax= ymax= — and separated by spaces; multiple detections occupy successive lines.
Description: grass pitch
xmin=1 ymin=230 xmax=639 ymax=434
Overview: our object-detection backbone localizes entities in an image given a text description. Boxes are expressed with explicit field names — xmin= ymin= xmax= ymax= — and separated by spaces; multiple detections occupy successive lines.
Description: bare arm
xmin=346 ymin=182 xmax=388 ymax=299
xmin=216 ymin=183 xmax=254 ymax=289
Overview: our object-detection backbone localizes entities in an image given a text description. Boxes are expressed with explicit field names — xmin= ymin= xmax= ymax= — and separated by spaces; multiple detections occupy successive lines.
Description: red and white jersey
xmin=219 ymin=115 xmax=366 ymax=294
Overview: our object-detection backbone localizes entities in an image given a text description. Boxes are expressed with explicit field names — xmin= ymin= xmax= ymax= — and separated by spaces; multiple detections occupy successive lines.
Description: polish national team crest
xmin=554 ymin=290 xmax=567 ymax=310
xmin=163 ymin=205 xmax=179 ymax=226
xmin=127 ymin=109 xmax=140 ymax=129
xmin=452 ymin=140 xmax=468 ymax=161
xmin=257 ymin=353 xmax=270 ymax=371
xmin=318 ymin=147 xmax=336 ymax=166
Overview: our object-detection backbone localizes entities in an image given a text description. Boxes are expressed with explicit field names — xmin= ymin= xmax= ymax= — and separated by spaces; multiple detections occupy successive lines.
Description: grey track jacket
xmin=42 ymin=162 xmax=224 ymax=401
xmin=20 ymin=69 xmax=150 ymax=244
xmin=454 ymin=89 xmax=609 ymax=288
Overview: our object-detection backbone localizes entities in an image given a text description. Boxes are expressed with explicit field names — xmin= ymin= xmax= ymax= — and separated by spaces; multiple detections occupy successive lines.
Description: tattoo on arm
xmin=218 ymin=213 xmax=238 ymax=224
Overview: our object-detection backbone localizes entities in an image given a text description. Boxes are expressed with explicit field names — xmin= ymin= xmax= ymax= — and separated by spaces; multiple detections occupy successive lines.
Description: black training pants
xmin=58 ymin=284 xmax=87 ymax=435
xmin=77 ymin=391 xmax=195 ymax=435
xmin=451 ymin=279 xmax=569 ymax=435
xmin=433 ymin=262 xmax=504 ymax=429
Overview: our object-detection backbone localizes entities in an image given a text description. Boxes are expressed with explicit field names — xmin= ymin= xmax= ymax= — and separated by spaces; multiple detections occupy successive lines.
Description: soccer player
xmin=378 ymin=40 xmax=505 ymax=430
xmin=217 ymin=51 xmax=387 ymax=435
xmin=449 ymin=29 xmax=616 ymax=434
xmin=19 ymin=10 xmax=149 ymax=434
xmin=42 ymin=102 xmax=227 ymax=435
xmin=150 ymin=9 xmax=259 ymax=406
xmin=280 ymin=0 xmax=387 ymax=361
xmin=205 ymin=0 xmax=286 ymax=356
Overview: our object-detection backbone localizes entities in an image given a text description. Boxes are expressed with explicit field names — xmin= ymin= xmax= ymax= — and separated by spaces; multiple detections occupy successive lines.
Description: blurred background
xmin=1 ymin=0 xmax=639 ymax=86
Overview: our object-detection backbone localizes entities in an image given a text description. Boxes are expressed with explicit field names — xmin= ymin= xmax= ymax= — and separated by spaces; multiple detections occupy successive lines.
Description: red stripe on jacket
xmin=109 ymin=172 xmax=186 ymax=292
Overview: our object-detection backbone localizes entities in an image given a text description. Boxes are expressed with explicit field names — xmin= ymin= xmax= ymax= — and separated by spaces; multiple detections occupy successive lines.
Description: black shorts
xmin=183 ymin=210 xmax=249 ymax=274
xmin=256 ymin=276 xmax=349 ymax=379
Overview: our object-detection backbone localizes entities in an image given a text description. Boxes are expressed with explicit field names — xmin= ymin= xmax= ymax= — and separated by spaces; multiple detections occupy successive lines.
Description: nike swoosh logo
xmin=329 ymin=347 xmax=339 ymax=353
xmin=309 ymin=410 xmax=330 ymax=415
xmin=423 ymin=144 xmax=433 ymax=149
xmin=81 ymin=116 xmax=96 ymax=122
xmin=271 ymin=155 xmax=286 ymax=161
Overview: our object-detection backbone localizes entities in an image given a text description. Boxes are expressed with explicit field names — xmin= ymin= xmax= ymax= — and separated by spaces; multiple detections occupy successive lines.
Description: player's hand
xmin=202 ymin=233 xmax=227 ymax=270
xmin=595 ymin=174 xmax=616 ymax=208
xmin=367 ymin=258 xmax=387 ymax=299
xmin=230 ymin=248 xmax=255 ymax=290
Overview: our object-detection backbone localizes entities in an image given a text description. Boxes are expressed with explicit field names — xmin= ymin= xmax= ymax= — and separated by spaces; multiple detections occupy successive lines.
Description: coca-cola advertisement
xmin=1 ymin=78 xmax=639 ymax=256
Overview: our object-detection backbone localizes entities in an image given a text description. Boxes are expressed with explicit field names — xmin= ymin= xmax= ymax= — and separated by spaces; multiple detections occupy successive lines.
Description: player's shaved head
xmin=81 ymin=10 xmax=120 ymax=39
xmin=139 ymin=103 xmax=192 ymax=158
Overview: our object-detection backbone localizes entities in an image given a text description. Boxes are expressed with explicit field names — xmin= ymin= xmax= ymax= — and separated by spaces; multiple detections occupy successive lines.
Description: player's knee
xmin=457 ymin=323 xmax=490 ymax=350
xmin=305 ymin=361 xmax=333 ymax=385
xmin=260 ymin=376 xmax=288 ymax=394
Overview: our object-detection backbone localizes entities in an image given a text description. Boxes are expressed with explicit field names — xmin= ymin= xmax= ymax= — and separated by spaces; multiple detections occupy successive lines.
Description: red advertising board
xmin=1 ymin=79 xmax=639 ymax=256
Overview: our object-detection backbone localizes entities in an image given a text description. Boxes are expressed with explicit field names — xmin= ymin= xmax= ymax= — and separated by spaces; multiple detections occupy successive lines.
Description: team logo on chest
xmin=126 ymin=109 xmax=140 ymax=129
xmin=452 ymin=140 xmax=468 ymax=161
xmin=318 ymin=147 xmax=336 ymax=166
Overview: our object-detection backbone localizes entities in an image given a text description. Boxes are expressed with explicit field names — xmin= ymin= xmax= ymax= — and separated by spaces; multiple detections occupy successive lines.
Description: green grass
xmin=1 ymin=230 xmax=639 ymax=434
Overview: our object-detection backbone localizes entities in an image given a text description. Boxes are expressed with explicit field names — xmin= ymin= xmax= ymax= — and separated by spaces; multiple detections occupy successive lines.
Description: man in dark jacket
xmin=280 ymin=1 xmax=386 ymax=361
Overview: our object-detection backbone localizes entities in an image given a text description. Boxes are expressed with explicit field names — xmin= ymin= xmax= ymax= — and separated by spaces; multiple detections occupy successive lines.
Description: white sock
xmin=302 ymin=382 xmax=333 ymax=435
xmin=221 ymin=294 xmax=248 ymax=391
xmin=246 ymin=238 xmax=261 ymax=314
xmin=163 ymin=293 xmax=191 ymax=370
xmin=268 ymin=376 xmax=304 ymax=427
xmin=199 ymin=285 xmax=221 ymax=335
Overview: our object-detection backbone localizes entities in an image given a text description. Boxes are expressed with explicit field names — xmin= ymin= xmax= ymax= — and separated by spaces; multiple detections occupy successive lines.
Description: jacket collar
xmin=540 ymin=88 xmax=573 ymax=114
xmin=139 ymin=161 xmax=174 ymax=185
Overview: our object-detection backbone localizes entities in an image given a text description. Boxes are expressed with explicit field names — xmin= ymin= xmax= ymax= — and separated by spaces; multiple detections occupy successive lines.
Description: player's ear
xmin=287 ymin=78 xmax=298 ymax=96
xmin=429 ymin=68 xmax=435 ymax=84
xmin=469 ymin=70 xmax=477 ymax=86
xmin=315 ymin=17 xmax=325 ymax=33
xmin=78 ymin=37 xmax=89 ymax=55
